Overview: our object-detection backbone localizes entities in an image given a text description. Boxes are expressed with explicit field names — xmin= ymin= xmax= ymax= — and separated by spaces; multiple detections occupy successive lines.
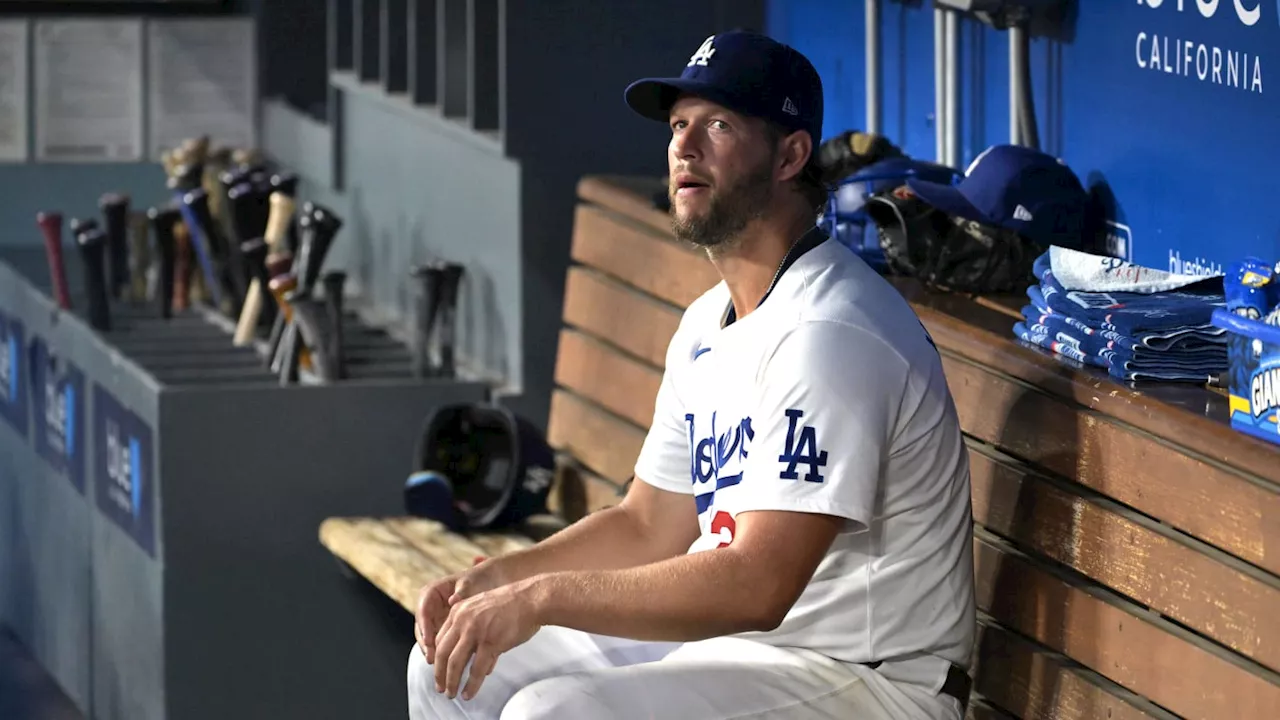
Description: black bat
xmin=270 ymin=172 xmax=301 ymax=253
xmin=148 ymin=206 xmax=182 ymax=319
xmin=434 ymin=262 xmax=464 ymax=378
xmin=36 ymin=211 xmax=72 ymax=310
xmin=185 ymin=187 xmax=249 ymax=314
xmin=76 ymin=228 xmax=111 ymax=331
xmin=128 ymin=210 xmax=151 ymax=303
xmin=411 ymin=264 xmax=441 ymax=379
xmin=322 ymin=271 xmax=347 ymax=380
xmin=168 ymin=172 xmax=222 ymax=310
xmin=70 ymin=217 xmax=98 ymax=238
xmin=294 ymin=203 xmax=343 ymax=294
xmin=287 ymin=288 xmax=338 ymax=383
xmin=99 ymin=193 xmax=131 ymax=299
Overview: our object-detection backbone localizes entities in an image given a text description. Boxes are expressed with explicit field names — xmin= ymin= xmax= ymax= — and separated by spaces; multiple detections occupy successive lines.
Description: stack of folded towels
xmin=1014 ymin=246 xmax=1228 ymax=383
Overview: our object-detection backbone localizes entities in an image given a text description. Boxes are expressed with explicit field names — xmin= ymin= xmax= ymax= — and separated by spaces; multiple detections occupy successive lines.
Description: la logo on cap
xmin=688 ymin=36 xmax=716 ymax=67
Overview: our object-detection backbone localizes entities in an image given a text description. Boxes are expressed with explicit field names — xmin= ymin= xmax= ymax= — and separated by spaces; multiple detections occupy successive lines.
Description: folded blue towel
xmin=1032 ymin=252 xmax=1226 ymax=335
xmin=1021 ymin=307 xmax=1226 ymax=364
xmin=1014 ymin=321 xmax=1221 ymax=383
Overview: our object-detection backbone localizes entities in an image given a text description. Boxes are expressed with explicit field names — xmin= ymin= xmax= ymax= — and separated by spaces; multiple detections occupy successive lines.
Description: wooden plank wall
xmin=549 ymin=174 xmax=1280 ymax=720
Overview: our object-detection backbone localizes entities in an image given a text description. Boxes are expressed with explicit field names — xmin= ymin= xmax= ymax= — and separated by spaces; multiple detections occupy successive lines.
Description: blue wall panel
xmin=769 ymin=0 xmax=1280 ymax=275
xmin=0 ymin=164 xmax=169 ymax=248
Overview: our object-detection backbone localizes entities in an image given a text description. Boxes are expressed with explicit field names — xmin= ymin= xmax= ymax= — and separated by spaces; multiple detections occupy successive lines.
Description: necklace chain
xmin=759 ymin=232 xmax=806 ymax=309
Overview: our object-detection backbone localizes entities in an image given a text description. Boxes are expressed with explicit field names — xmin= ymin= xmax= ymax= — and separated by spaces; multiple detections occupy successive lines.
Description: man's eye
xmin=710 ymin=120 xmax=729 ymax=131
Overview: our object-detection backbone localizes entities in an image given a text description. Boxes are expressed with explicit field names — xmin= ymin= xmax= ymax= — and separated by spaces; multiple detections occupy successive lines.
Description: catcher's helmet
xmin=405 ymin=403 xmax=555 ymax=532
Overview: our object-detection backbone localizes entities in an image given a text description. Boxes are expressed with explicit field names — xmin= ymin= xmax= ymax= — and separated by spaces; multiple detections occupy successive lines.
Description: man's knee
xmin=499 ymin=674 xmax=613 ymax=720
xmin=407 ymin=644 xmax=427 ymax=684
xmin=407 ymin=644 xmax=444 ymax=719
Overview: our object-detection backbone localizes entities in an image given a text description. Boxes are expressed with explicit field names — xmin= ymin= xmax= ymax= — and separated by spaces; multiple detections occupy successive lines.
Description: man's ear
xmin=776 ymin=130 xmax=813 ymax=184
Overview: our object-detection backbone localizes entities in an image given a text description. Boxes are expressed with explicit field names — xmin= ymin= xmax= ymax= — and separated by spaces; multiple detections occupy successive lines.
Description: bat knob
xmin=232 ymin=147 xmax=263 ymax=170
xmin=241 ymin=238 xmax=268 ymax=264
xmin=208 ymin=146 xmax=233 ymax=168
xmin=270 ymin=172 xmax=299 ymax=198
xmin=167 ymin=167 xmax=200 ymax=193
xmin=309 ymin=204 xmax=344 ymax=235
xmin=77 ymin=228 xmax=111 ymax=331
xmin=37 ymin=211 xmax=63 ymax=232
xmin=227 ymin=181 xmax=255 ymax=202
xmin=321 ymin=270 xmax=347 ymax=297
xmin=98 ymin=193 xmax=130 ymax=212
xmin=220 ymin=168 xmax=252 ymax=190
xmin=70 ymin=217 xmax=98 ymax=239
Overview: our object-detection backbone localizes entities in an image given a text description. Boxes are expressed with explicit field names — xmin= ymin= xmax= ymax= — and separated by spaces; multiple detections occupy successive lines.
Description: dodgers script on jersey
xmin=634 ymin=233 xmax=976 ymax=693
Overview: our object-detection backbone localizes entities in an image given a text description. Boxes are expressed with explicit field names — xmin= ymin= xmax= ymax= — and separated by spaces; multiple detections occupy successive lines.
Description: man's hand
xmin=414 ymin=559 xmax=506 ymax=664
xmin=432 ymin=579 xmax=544 ymax=701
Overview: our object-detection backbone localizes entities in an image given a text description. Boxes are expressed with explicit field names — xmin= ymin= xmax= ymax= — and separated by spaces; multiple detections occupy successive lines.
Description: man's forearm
xmin=526 ymin=548 xmax=780 ymax=642
xmin=488 ymin=506 xmax=679 ymax=584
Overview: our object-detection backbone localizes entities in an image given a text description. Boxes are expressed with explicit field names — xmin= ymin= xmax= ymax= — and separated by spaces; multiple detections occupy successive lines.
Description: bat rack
xmin=0 ymin=246 xmax=485 ymax=720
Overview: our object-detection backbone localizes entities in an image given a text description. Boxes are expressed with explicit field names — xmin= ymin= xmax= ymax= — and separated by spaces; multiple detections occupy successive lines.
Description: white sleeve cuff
xmin=730 ymin=495 xmax=871 ymax=530
xmin=632 ymin=466 xmax=696 ymax=496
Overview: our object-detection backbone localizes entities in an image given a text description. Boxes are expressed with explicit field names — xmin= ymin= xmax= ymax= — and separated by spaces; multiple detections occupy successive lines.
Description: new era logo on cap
xmin=782 ymin=97 xmax=798 ymax=115
xmin=906 ymin=144 xmax=1087 ymax=248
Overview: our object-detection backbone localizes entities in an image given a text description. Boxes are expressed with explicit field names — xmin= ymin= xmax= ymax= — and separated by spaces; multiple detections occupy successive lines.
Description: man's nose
xmin=670 ymin=128 xmax=703 ymax=161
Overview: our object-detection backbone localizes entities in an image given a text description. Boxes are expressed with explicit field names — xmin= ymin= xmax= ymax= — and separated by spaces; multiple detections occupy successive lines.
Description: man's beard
xmin=669 ymin=159 xmax=774 ymax=251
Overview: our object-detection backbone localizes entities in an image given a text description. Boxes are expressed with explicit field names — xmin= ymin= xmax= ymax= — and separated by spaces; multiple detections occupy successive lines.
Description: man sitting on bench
xmin=408 ymin=30 xmax=976 ymax=720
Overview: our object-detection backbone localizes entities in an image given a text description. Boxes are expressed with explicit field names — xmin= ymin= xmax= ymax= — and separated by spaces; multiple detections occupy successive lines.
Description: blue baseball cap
xmin=906 ymin=144 xmax=1087 ymax=247
xmin=624 ymin=31 xmax=824 ymax=148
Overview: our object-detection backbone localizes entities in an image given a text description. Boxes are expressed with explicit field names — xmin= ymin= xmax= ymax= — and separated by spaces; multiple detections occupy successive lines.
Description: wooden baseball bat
xmin=250 ymin=192 xmax=296 ymax=353
xmin=267 ymin=272 xmax=309 ymax=375
xmin=204 ymin=146 xmax=233 ymax=226
xmin=36 ymin=211 xmax=72 ymax=310
xmin=182 ymin=135 xmax=211 ymax=167
xmin=231 ymin=147 xmax=263 ymax=172
xmin=173 ymin=221 xmax=194 ymax=311
xmin=233 ymin=238 xmax=270 ymax=345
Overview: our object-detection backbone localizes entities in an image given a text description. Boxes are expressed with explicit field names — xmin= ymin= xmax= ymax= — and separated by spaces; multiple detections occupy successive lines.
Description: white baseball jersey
xmin=634 ymin=231 xmax=976 ymax=692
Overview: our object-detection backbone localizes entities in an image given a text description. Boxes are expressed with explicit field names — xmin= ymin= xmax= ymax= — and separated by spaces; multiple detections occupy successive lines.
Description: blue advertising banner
xmin=770 ymin=0 xmax=1280 ymax=277
xmin=29 ymin=335 xmax=86 ymax=494
xmin=93 ymin=384 xmax=155 ymax=557
xmin=0 ymin=309 xmax=29 ymax=439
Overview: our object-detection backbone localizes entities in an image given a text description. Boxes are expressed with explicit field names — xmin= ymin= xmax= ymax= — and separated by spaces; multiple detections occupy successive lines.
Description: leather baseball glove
xmin=865 ymin=185 xmax=1038 ymax=294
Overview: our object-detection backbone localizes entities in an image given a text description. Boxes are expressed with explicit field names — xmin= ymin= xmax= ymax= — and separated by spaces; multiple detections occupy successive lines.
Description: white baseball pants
xmin=407 ymin=626 xmax=962 ymax=720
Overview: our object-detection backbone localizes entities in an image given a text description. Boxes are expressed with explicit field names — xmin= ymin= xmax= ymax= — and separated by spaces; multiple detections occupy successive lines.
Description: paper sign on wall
xmin=94 ymin=384 xmax=155 ymax=557
xmin=30 ymin=336 xmax=85 ymax=495
xmin=0 ymin=20 xmax=29 ymax=162
xmin=147 ymin=18 xmax=257 ymax=160
xmin=34 ymin=19 xmax=143 ymax=162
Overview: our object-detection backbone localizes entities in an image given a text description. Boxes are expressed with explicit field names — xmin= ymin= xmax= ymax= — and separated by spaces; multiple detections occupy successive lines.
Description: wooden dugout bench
xmin=320 ymin=175 xmax=1280 ymax=720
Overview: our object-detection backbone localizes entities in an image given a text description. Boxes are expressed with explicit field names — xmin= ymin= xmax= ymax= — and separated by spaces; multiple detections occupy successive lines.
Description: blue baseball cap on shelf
xmin=906 ymin=144 xmax=1087 ymax=247
xmin=624 ymin=30 xmax=824 ymax=147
